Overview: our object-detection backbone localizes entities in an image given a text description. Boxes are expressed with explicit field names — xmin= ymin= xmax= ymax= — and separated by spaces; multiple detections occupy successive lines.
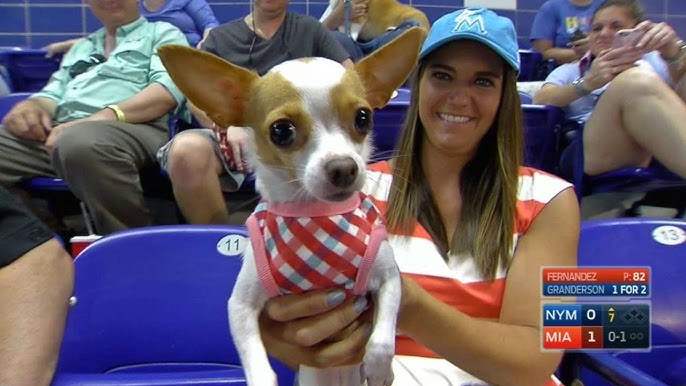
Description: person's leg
xmin=0 ymin=239 xmax=73 ymax=386
xmin=583 ymin=67 xmax=686 ymax=178
xmin=358 ymin=19 xmax=421 ymax=56
xmin=161 ymin=130 xmax=233 ymax=224
xmin=0 ymin=126 xmax=58 ymax=186
xmin=0 ymin=184 xmax=73 ymax=386
xmin=331 ymin=31 xmax=364 ymax=62
xmin=51 ymin=120 xmax=169 ymax=234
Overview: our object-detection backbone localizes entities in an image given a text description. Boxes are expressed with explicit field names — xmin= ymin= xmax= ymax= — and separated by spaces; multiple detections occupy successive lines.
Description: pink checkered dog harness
xmin=246 ymin=192 xmax=387 ymax=297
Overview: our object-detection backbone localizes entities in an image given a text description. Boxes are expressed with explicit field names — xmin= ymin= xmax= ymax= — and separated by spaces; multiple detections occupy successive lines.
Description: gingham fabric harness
xmin=246 ymin=192 xmax=387 ymax=297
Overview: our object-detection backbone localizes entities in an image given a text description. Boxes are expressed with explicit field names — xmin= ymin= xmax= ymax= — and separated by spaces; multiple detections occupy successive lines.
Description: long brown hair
xmin=385 ymin=55 xmax=523 ymax=280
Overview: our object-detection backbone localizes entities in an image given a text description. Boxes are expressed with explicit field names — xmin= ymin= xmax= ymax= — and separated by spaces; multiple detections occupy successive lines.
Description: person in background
xmin=534 ymin=0 xmax=686 ymax=181
xmin=257 ymin=8 xmax=579 ymax=385
xmin=0 ymin=0 xmax=188 ymax=235
xmin=0 ymin=185 xmax=73 ymax=386
xmin=156 ymin=0 xmax=352 ymax=225
xmin=319 ymin=0 xmax=429 ymax=62
xmin=531 ymin=0 xmax=604 ymax=64
xmin=44 ymin=0 xmax=218 ymax=55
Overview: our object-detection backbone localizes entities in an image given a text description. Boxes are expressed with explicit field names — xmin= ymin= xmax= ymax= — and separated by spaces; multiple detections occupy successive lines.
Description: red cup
xmin=70 ymin=235 xmax=102 ymax=257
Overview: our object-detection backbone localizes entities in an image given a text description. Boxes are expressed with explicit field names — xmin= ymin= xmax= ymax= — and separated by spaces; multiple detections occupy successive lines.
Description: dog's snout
xmin=325 ymin=158 xmax=358 ymax=188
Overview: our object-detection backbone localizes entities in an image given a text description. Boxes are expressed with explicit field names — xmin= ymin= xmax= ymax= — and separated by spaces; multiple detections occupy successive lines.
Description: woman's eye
xmin=432 ymin=71 xmax=451 ymax=81
xmin=475 ymin=78 xmax=495 ymax=87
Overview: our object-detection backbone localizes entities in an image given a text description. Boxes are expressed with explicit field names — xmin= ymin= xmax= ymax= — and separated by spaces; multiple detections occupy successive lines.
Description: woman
xmin=44 ymin=0 xmax=219 ymax=55
xmin=534 ymin=0 xmax=686 ymax=181
xmin=530 ymin=0 xmax=604 ymax=64
xmin=257 ymin=7 xmax=579 ymax=385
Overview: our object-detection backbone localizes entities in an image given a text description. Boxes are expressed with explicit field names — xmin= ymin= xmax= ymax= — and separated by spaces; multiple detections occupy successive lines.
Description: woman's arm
xmin=533 ymin=39 xmax=579 ymax=64
xmin=398 ymin=188 xmax=580 ymax=386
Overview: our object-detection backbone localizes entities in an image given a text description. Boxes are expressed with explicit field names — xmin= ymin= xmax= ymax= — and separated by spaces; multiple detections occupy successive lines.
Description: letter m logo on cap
xmin=452 ymin=8 xmax=486 ymax=34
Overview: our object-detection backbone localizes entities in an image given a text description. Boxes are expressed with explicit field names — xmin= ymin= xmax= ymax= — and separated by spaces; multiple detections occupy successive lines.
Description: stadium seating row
xmin=50 ymin=218 xmax=686 ymax=386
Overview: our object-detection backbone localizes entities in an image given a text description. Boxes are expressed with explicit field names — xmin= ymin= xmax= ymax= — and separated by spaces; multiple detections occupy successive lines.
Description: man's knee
xmin=51 ymin=123 xmax=109 ymax=171
xmin=167 ymin=133 xmax=218 ymax=183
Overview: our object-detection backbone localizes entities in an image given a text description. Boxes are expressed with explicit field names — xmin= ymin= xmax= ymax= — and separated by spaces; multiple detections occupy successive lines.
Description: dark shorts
xmin=0 ymin=186 xmax=54 ymax=268
xmin=559 ymin=135 xmax=583 ymax=182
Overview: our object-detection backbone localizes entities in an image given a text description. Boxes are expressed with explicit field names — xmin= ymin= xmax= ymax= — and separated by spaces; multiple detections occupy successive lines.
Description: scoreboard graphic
xmin=542 ymin=267 xmax=650 ymax=298
xmin=541 ymin=267 xmax=652 ymax=351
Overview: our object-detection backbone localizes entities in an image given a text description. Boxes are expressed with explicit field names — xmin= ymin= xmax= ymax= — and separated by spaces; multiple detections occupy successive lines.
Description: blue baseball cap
xmin=419 ymin=7 xmax=520 ymax=72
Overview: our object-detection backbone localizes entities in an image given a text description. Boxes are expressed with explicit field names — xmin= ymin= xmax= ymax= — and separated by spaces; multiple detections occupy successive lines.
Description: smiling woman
xmin=257 ymin=7 xmax=580 ymax=386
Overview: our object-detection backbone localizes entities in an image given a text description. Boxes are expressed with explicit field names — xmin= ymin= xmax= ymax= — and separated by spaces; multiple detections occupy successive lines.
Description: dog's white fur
xmin=157 ymin=28 xmax=423 ymax=386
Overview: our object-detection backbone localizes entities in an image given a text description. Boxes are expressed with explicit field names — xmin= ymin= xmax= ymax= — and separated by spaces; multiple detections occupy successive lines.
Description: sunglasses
xmin=69 ymin=53 xmax=107 ymax=78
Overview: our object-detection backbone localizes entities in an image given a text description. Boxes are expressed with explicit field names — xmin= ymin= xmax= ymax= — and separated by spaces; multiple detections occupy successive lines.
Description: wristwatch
xmin=663 ymin=39 xmax=686 ymax=67
xmin=572 ymin=77 xmax=591 ymax=97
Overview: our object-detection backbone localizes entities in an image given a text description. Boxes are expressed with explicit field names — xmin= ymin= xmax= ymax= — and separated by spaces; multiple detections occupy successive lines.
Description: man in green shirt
xmin=0 ymin=0 xmax=188 ymax=234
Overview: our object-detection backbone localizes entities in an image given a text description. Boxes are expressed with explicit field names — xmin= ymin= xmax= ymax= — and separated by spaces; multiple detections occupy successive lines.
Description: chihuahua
xmin=158 ymin=27 xmax=423 ymax=386
xmin=336 ymin=0 xmax=430 ymax=42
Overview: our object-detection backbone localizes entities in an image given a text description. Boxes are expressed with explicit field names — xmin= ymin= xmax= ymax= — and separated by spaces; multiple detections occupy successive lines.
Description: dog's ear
xmin=157 ymin=45 xmax=259 ymax=128
xmin=355 ymin=27 xmax=422 ymax=109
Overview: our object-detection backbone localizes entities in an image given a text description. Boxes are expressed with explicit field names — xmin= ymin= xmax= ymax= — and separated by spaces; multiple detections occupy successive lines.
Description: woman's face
xmin=418 ymin=40 xmax=504 ymax=158
xmin=589 ymin=6 xmax=637 ymax=55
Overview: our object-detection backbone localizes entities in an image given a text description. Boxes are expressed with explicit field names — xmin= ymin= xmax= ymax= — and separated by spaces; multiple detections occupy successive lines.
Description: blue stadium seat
xmin=0 ymin=48 xmax=60 ymax=92
xmin=521 ymin=104 xmax=566 ymax=174
xmin=52 ymin=225 xmax=296 ymax=386
xmin=561 ymin=218 xmax=686 ymax=386
xmin=372 ymin=88 xmax=411 ymax=161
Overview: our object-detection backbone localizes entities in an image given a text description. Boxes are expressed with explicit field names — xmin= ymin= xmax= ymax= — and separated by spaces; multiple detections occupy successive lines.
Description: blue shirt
xmin=32 ymin=17 xmax=188 ymax=123
xmin=530 ymin=0 xmax=603 ymax=48
xmin=141 ymin=0 xmax=219 ymax=47
xmin=543 ymin=51 xmax=670 ymax=122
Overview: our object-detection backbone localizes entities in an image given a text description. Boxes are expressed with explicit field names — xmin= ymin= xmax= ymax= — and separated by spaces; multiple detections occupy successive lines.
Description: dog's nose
xmin=325 ymin=158 xmax=358 ymax=188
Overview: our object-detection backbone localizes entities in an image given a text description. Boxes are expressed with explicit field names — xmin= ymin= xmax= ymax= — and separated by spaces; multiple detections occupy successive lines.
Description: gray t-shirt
xmin=202 ymin=12 xmax=350 ymax=76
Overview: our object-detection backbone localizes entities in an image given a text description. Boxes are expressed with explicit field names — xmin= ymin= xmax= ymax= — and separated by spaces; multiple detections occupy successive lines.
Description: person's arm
xmin=184 ymin=0 xmax=220 ymax=33
xmin=532 ymin=39 xmax=580 ymax=64
xmin=534 ymin=47 xmax=643 ymax=106
xmin=44 ymin=37 xmax=84 ymax=58
xmin=397 ymin=188 xmax=580 ymax=385
xmin=320 ymin=0 xmax=344 ymax=30
xmin=2 ymin=97 xmax=57 ymax=141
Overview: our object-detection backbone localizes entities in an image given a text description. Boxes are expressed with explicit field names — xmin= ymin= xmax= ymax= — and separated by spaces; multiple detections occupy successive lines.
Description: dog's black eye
xmin=354 ymin=108 xmax=372 ymax=135
xmin=269 ymin=119 xmax=296 ymax=148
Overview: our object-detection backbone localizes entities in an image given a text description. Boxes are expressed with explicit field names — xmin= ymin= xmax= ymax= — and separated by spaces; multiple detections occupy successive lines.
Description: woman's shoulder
xmin=363 ymin=161 xmax=393 ymax=201
xmin=517 ymin=167 xmax=573 ymax=205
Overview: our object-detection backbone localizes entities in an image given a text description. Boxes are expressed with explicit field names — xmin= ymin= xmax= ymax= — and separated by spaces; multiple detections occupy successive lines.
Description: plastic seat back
xmin=521 ymin=104 xmax=565 ymax=174
xmin=53 ymin=225 xmax=295 ymax=386
xmin=567 ymin=219 xmax=686 ymax=385
xmin=0 ymin=48 xmax=60 ymax=92
xmin=372 ymin=88 xmax=410 ymax=161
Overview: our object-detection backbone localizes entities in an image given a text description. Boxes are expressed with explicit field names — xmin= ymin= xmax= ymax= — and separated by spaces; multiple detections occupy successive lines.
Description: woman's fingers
xmin=264 ymin=289 xmax=347 ymax=322
xmin=283 ymin=296 xmax=369 ymax=347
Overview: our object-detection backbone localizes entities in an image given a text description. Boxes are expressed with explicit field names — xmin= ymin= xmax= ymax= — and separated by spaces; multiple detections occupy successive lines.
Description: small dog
xmin=158 ymin=28 xmax=423 ymax=386
xmin=335 ymin=0 xmax=430 ymax=42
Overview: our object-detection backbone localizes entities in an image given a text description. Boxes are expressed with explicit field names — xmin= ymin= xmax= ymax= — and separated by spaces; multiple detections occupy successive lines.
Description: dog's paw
xmin=361 ymin=338 xmax=395 ymax=386
xmin=246 ymin=371 xmax=278 ymax=386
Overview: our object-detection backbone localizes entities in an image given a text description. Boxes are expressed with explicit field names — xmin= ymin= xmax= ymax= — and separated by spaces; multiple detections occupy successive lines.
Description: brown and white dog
xmin=158 ymin=28 xmax=422 ymax=386
xmin=334 ymin=0 xmax=430 ymax=42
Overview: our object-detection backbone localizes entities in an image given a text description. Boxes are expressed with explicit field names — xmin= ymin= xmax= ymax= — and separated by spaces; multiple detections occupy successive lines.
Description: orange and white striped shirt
xmin=362 ymin=161 xmax=573 ymax=386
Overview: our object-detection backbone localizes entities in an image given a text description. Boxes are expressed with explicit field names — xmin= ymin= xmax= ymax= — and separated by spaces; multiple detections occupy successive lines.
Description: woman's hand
xmin=583 ymin=46 xmax=643 ymax=91
xmin=259 ymin=289 xmax=373 ymax=369
xmin=634 ymin=20 xmax=679 ymax=59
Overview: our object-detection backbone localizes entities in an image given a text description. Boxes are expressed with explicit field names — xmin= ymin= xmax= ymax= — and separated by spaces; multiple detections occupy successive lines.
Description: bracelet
xmin=572 ymin=77 xmax=591 ymax=97
xmin=106 ymin=104 xmax=126 ymax=122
